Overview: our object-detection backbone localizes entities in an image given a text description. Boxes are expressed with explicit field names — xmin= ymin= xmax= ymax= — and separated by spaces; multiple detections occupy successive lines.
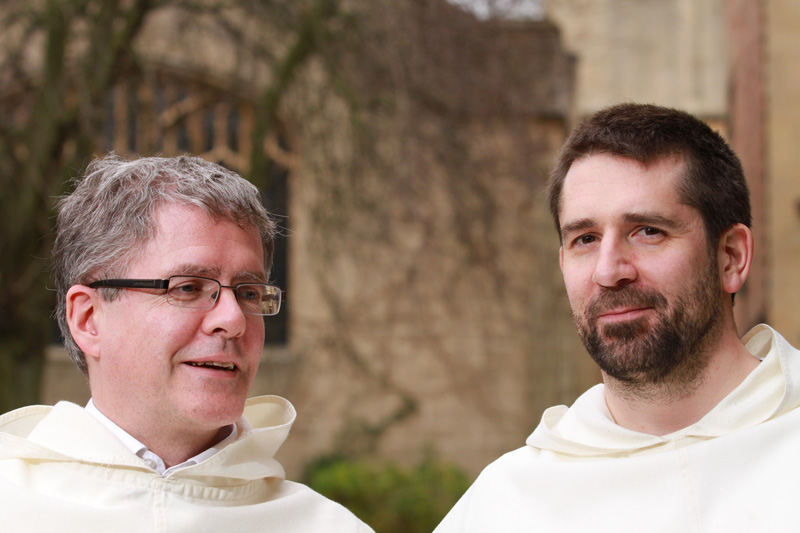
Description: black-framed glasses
xmin=88 ymin=276 xmax=283 ymax=316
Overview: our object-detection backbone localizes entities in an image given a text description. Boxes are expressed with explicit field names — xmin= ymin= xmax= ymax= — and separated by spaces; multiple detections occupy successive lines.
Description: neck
xmin=145 ymin=426 xmax=232 ymax=468
xmin=88 ymin=399 xmax=233 ymax=468
xmin=603 ymin=327 xmax=760 ymax=436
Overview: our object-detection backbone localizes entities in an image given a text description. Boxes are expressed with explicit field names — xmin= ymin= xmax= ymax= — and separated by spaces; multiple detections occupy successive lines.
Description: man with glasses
xmin=436 ymin=104 xmax=800 ymax=531
xmin=0 ymin=154 xmax=372 ymax=531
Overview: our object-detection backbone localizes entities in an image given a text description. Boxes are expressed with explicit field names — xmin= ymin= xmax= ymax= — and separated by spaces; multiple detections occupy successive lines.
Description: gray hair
xmin=53 ymin=154 xmax=276 ymax=375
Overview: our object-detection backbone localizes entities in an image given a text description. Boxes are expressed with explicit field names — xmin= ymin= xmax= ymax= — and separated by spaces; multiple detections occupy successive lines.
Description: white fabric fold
xmin=435 ymin=325 xmax=800 ymax=532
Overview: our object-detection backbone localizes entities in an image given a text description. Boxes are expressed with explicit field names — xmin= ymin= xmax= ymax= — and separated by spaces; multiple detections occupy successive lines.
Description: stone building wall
xmin=766 ymin=0 xmax=800 ymax=347
xmin=545 ymin=0 xmax=728 ymax=119
xmin=546 ymin=0 xmax=800 ymax=351
xmin=725 ymin=0 xmax=767 ymax=333
xmin=544 ymin=0 xmax=774 ymax=338
xmin=272 ymin=4 xmax=590 ymax=477
xmin=36 ymin=0 xmax=590 ymax=479
xmin=38 ymin=0 xmax=800 ymax=483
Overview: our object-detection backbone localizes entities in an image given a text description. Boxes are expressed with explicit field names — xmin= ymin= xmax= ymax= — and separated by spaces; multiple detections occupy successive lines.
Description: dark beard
xmin=574 ymin=259 xmax=723 ymax=394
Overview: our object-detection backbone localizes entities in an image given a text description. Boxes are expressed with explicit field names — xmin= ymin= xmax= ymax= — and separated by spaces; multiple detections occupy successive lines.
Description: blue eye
xmin=168 ymin=278 xmax=212 ymax=301
xmin=237 ymin=286 xmax=263 ymax=302
xmin=176 ymin=283 xmax=200 ymax=293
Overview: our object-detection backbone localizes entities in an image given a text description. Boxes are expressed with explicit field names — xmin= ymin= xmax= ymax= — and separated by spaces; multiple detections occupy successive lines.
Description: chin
xmin=188 ymin=396 xmax=247 ymax=427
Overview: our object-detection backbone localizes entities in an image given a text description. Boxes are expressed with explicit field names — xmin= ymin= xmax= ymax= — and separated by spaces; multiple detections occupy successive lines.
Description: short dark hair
xmin=547 ymin=103 xmax=751 ymax=245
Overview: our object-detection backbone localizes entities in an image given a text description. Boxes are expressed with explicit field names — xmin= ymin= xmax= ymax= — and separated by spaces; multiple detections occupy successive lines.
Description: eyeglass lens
xmin=166 ymin=276 xmax=280 ymax=315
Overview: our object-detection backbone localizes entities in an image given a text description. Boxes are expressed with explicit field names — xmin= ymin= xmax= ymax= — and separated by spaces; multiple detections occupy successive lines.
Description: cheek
xmin=562 ymin=265 xmax=592 ymax=305
xmin=139 ymin=310 xmax=206 ymax=358
xmin=645 ymin=257 xmax=701 ymax=291
xmin=244 ymin=318 xmax=265 ymax=352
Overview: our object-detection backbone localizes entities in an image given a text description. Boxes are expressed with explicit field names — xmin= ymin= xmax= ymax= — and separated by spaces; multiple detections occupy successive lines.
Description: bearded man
xmin=435 ymin=103 xmax=800 ymax=532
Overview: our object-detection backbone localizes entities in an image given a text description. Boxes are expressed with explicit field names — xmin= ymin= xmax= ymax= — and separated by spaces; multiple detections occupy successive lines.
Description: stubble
xmin=574 ymin=258 xmax=724 ymax=402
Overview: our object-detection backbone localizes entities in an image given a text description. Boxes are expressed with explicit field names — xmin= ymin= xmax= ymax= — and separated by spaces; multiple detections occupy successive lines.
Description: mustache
xmin=585 ymin=287 xmax=668 ymax=322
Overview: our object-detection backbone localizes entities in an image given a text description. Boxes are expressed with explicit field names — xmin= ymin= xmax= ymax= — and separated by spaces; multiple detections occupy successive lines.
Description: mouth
xmin=597 ymin=306 xmax=651 ymax=322
xmin=184 ymin=361 xmax=237 ymax=372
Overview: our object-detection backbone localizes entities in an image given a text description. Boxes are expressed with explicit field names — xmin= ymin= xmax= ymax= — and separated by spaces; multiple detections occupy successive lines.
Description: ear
xmin=66 ymin=285 xmax=103 ymax=362
xmin=559 ymin=246 xmax=564 ymax=272
xmin=717 ymin=223 xmax=753 ymax=295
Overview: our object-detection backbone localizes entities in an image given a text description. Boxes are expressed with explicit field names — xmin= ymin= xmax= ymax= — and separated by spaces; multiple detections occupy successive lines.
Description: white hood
xmin=0 ymin=395 xmax=294 ymax=482
xmin=526 ymin=325 xmax=800 ymax=457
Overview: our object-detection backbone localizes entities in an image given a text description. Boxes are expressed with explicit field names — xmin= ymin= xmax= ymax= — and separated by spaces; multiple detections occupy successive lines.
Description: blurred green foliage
xmin=305 ymin=455 xmax=470 ymax=532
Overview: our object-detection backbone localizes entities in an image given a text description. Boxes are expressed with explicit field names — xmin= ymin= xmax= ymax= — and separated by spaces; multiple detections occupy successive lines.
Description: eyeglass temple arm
xmin=88 ymin=279 xmax=170 ymax=289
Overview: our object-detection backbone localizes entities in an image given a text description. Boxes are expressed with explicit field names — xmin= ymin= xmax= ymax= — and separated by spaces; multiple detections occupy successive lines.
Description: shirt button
xmin=144 ymin=459 xmax=157 ymax=469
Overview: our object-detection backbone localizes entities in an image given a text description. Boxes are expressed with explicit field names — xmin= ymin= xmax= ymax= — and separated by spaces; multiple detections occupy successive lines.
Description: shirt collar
xmin=85 ymin=399 xmax=238 ymax=476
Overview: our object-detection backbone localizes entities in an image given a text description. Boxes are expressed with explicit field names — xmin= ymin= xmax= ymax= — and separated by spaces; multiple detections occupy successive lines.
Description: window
xmin=100 ymin=72 xmax=290 ymax=344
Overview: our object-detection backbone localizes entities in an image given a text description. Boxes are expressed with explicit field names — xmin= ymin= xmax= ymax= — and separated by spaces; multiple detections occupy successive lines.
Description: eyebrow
xmin=560 ymin=212 xmax=686 ymax=240
xmin=560 ymin=218 xmax=596 ymax=240
xmin=622 ymin=212 xmax=685 ymax=231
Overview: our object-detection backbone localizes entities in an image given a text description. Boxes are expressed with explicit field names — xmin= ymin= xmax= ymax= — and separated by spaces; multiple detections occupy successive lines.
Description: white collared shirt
xmin=85 ymin=399 xmax=243 ymax=476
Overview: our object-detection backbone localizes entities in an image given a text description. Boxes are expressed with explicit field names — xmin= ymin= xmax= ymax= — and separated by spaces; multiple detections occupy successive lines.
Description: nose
xmin=592 ymin=237 xmax=637 ymax=289
xmin=202 ymin=286 xmax=248 ymax=338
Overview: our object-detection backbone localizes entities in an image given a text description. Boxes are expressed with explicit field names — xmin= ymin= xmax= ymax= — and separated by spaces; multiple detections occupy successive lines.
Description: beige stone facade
xmin=766 ymin=0 xmax=800 ymax=347
xmin=545 ymin=0 xmax=776 ymax=340
xmin=545 ymin=0 xmax=729 ymax=119
xmin=35 ymin=0 xmax=800 ymax=481
xmin=546 ymin=0 xmax=800 ymax=353
xmin=34 ymin=1 xmax=592 ymax=479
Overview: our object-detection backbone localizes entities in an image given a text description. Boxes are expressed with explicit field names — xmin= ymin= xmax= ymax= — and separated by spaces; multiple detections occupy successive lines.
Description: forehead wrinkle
xmin=170 ymin=264 xmax=266 ymax=284
xmin=234 ymin=270 xmax=268 ymax=284
xmin=171 ymin=264 xmax=221 ymax=278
